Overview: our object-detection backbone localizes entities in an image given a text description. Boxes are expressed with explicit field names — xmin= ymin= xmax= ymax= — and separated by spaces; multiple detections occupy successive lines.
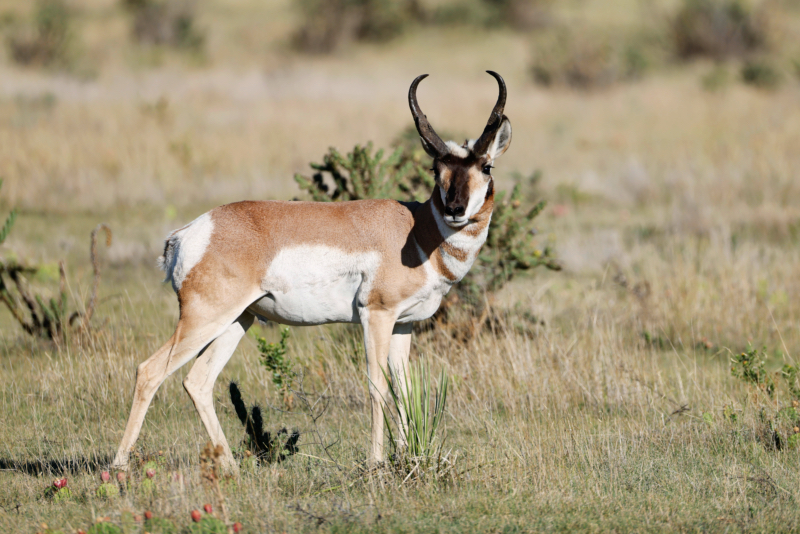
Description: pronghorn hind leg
xmin=182 ymin=312 xmax=254 ymax=472
xmin=362 ymin=309 xmax=397 ymax=465
xmin=111 ymin=303 xmax=255 ymax=470
xmin=388 ymin=322 xmax=413 ymax=449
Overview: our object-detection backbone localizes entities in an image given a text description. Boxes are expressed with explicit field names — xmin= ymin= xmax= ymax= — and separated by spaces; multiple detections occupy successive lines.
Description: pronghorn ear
xmin=484 ymin=116 xmax=512 ymax=160
xmin=419 ymin=135 xmax=444 ymax=159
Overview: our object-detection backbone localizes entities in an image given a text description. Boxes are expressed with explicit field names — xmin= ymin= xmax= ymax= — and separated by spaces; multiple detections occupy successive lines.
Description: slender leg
xmin=183 ymin=312 xmax=254 ymax=471
xmin=361 ymin=309 xmax=397 ymax=465
xmin=388 ymin=322 xmax=413 ymax=448
xmin=111 ymin=304 xmax=253 ymax=470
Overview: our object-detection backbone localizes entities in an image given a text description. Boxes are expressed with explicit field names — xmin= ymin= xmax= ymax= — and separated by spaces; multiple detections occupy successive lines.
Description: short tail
xmin=157 ymin=231 xmax=180 ymax=285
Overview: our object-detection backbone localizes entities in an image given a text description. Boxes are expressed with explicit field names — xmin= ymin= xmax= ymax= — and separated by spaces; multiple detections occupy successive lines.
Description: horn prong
xmin=408 ymin=74 xmax=449 ymax=158
xmin=473 ymin=71 xmax=508 ymax=156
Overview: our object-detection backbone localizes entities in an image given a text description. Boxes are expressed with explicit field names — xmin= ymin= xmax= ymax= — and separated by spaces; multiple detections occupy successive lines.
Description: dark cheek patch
xmin=485 ymin=177 xmax=494 ymax=199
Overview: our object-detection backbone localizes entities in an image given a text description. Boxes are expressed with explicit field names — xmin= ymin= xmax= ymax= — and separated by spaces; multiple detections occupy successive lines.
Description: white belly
xmin=396 ymin=287 xmax=446 ymax=323
xmin=248 ymin=278 xmax=361 ymax=325
xmin=248 ymin=245 xmax=379 ymax=326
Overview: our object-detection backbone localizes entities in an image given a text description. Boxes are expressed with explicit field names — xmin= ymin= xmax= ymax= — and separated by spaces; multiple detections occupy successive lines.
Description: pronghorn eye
xmin=482 ymin=165 xmax=493 ymax=175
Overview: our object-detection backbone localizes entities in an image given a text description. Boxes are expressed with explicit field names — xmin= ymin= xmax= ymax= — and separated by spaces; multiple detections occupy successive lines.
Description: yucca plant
xmin=381 ymin=361 xmax=450 ymax=475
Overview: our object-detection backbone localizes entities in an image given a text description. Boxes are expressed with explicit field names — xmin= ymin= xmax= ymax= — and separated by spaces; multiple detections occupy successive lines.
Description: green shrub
xmin=0 ymin=180 xmax=16 ymax=246
xmin=0 ymin=208 xmax=111 ymax=341
xmin=701 ymin=63 xmax=732 ymax=91
xmin=95 ymin=482 xmax=119 ymax=499
xmin=432 ymin=0 xmax=552 ymax=30
xmin=6 ymin=0 xmax=74 ymax=67
xmin=731 ymin=347 xmax=775 ymax=397
xmin=294 ymin=142 xmax=433 ymax=203
xmin=87 ymin=522 xmax=122 ymax=534
xmin=142 ymin=517 xmax=178 ymax=534
xmin=729 ymin=347 xmax=800 ymax=451
xmin=294 ymin=141 xmax=559 ymax=331
xmin=257 ymin=327 xmax=295 ymax=403
xmin=531 ymin=30 xmax=654 ymax=89
xmin=483 ymin=0 xmax=552 ymax=29
xmin=292 ymin=0 xmax=423 ymax=53
xmin=188 ymin=514 xmax=227 ymax=534
xmin=121 ymin=0 xmax=205 ymax=52
xmin=741 ymin=59 xmax=782 ymax=89
xmin=672 ymin=0 xmax=769 ymax=60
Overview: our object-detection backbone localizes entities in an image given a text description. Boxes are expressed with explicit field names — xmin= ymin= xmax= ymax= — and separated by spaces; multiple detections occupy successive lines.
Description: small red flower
xmin=203 ymin=503 xmax=213 ymax=514
xmin=233 ymin=522 xmax=243 ymax=532
xmin=144 ymin=511 xmax=153 ymax=520
xmin=146 ymin=469 xmax=156 ymax=479
xmin=116 ymin=472 xmax=126 ymax=483
xmin=191 ymin=509 xmax=202 ymax=522
xmin=100 ymin=471 xmax=111 ymax=483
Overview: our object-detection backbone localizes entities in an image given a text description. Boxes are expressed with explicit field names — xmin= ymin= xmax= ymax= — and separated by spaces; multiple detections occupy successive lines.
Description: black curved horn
xmin=472 ymin=71 xmax=507 ymax=156
xmin=409 ymin=74 xmax=449 ymax=158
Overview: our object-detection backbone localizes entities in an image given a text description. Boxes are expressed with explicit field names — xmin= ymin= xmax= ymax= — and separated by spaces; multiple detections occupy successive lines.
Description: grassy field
xmin=2 ymin=0 xmax=800 ymax=532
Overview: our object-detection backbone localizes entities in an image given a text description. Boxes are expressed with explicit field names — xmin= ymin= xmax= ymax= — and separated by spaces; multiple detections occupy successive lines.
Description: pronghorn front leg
xmin=388 ymin=322 xmax=412 ymax=449
xmin=361 ymin=309 xmax=396 ymax=465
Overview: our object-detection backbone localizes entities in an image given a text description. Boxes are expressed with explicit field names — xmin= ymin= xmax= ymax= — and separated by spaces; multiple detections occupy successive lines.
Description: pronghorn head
xmin=409 ymin=70 xmax=512 ymax=228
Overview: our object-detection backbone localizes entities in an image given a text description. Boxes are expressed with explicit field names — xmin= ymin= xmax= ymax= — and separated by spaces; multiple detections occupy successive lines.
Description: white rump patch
xmin=253 ymin=245 xmax=381 ymax=326
xmin=158 ymin=212 xmax=214 ymax=292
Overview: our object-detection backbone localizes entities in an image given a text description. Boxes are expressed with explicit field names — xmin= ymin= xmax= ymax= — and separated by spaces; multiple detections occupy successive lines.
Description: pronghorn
xmin=111 ymin=71 xmax=512 ymax=470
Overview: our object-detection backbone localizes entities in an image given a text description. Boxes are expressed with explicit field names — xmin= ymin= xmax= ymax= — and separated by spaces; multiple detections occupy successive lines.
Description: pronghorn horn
xmin=472 ymin=70 xmax=507 ymax=157
xmin=408 ymin=74 xmax=449 ymax=158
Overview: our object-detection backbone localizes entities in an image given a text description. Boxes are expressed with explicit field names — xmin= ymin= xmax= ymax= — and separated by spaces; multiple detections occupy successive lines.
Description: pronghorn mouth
xmin=444 ymin=215 xmax=470 ymax=227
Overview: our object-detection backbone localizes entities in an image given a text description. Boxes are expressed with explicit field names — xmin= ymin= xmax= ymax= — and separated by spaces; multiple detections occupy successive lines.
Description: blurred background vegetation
xmin=1 ymin=0 xmax=799 ymax=83
xmin=0 ymin=0 xmax=798 ymax=211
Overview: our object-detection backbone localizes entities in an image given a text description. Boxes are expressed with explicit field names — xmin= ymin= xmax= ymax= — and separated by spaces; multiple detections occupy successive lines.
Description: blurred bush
xmin=483 ymin=0 xmax=553 ymax=30
xmin=531 ymin=30 xmax=652 ymax=90
xmin=672 ymin=0 xmax=770 ymax=60
xmin=701 ymin=63 xmax=732 ymax=91
xmin=433 ymin=0 xmax=553 ymax=30
xmin=5 ymin=0 xmax=74 ymax=68
xmin=292 ymin=0 xmax=553 ymax=53
xmin=121 ymin=0 xmax=205 ymax=52
xmin=292 ymin=0 xmax=424 ymax=54
xmin=294 ymin=135 xmax=559 ymax=335
xmin=741 ymin=58 xmax=782 ymax=88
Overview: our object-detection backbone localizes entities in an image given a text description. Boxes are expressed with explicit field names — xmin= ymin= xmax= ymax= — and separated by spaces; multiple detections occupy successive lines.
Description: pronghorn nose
xmin=444 ymin=205 xmax=465 ymax=217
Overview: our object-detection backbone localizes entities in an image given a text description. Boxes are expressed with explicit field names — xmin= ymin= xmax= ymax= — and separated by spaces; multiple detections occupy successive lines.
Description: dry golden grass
xmin=2 ymin=0 xmax=800 ymax=532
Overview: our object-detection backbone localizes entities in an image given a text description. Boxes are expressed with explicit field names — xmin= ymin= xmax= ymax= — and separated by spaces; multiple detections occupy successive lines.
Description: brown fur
xmin=179 ymin=189 xmax=492 ymax=312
